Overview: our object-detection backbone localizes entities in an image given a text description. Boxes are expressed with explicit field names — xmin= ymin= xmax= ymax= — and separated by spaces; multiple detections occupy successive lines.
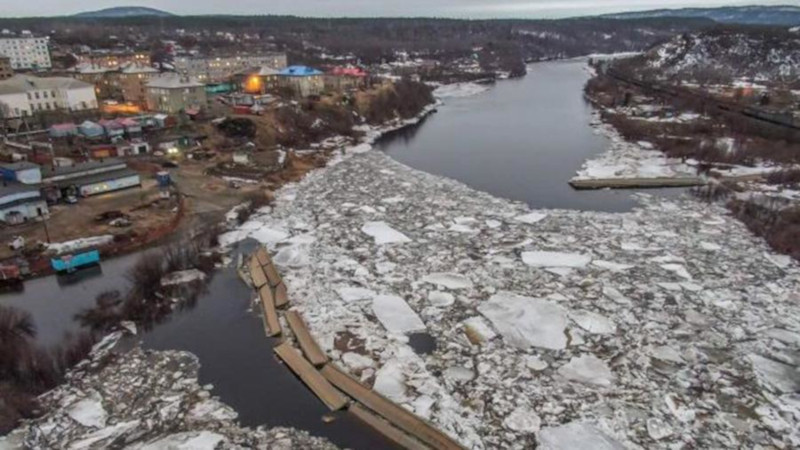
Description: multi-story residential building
xmin=0 ymin=57 xmax=12 ymax=79
xmin=115 ymin=63 xmax=160 ymax=107
xmin=0 ymin=36 xmax=51 ymax=70
xmin=68 ymin=63 xmax=114 ymax=98
xmin=173 ymin=53 xmax=287 ymax=83
xmin=278 ymin=66 xmax=324 ymax=97
xmin=233 ymin=66 xmax=281 ymax=94
xmin=75 ymin=51 xmax=150 ymax=70
xmin=145 ymin=74 xmax=207 ymax=113
xmin=0 ymin=74 xmax=97 ymax=118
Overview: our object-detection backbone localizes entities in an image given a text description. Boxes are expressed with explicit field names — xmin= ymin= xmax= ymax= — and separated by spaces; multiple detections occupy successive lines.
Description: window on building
xmin=45 ymin=102 xmax=50 ymax=110
xmin=34 ymin=92 xmax=39 ymax=99
xmin=42 ymin=91 xmax=48 ymax=99
xmin=51 ymin=90 xmax=55 ymax=97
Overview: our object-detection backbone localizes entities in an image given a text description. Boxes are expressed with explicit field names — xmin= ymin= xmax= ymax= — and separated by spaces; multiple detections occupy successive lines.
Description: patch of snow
xmin=373 ymin=359 xmax=407 ymax=402
xmin=47 ymin=235 xmax=113 ymax=255
xmin=160 ymin=269 xmax=206 ymax=287
xmin=433 ymin=82 xmax=490 ymax=99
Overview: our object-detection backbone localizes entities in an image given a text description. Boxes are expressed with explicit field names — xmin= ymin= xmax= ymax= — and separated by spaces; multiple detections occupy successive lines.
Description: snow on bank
xmin=46 ymin=235 xmax=114 ymax=254
xmin=573 ymin=111 xmax=699 ymax=181
xmin=231 ymin=149 xmax=800 ymax=449
xmin=3 ymin=337 xmax=337 ymax=449
xmin=433 ymin=82 xmax=491 ymax=99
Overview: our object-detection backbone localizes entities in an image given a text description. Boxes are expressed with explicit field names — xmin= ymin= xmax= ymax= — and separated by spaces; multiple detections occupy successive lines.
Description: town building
xmin=145 ymin=74 xmax=207 ymax=114
xmin=68 ymin=63 xmax=114 ymax=98
xmin=116 ymin=63 xmax=160 ymax=107
xmin=0 ymin=56 xmax=13 ymax=80
xmin=0 ymin=36 xmax=51 ymax=70
xmin=278 ymin=66 xmax=324 ymax=97
xmin=75 ymin=51 xmax=150 ymax=70
xmin=324 ymin=66 xmax=368 ymax=92
xmin=0 ymin=74 xmax=97 ymax=118
xmin=40 ymin=158 xmax=141 ymax=199
xmin=173 ymin=53 xmax=287 ymax=83
xmin=0 ymin=162 xmax=48 ymax=224
xmin=234 ymin=66 xmax=280 ymax=94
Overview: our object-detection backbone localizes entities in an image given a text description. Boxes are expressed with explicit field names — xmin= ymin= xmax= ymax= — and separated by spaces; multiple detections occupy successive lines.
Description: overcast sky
xmin=5 ymin=0 xmax=797 ymax=18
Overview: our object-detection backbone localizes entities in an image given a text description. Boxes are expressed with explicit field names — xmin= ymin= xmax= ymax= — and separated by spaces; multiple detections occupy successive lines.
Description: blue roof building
xmin=277 ymin=66 xmax=324 ymax=97
xmin=278 ymin=66 xmax=323 ymax=76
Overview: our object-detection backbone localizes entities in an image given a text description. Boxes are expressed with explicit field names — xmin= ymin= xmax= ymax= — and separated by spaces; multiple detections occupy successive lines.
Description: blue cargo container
xmin=51 ymin=250 xmax=101 ymax=273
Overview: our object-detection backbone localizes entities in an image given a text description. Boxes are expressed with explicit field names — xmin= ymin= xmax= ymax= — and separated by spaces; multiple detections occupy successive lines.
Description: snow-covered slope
xmin=639 ymin=28 xmax=800 ymax=82
xmin=602 ymin=5 xmax=800 ymax=26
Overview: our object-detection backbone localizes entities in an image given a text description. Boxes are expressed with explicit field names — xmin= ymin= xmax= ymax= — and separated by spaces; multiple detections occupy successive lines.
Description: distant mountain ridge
xmin=74 ymin=6 xmax=174 ymax=18
xmin=600 ymin=5 xmax=800 ymax=26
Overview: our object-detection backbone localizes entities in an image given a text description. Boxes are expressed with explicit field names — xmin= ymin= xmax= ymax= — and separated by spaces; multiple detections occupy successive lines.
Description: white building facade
xmin=0 ymin=75 xmax=97 ymax=118
xmin=0 ymin=37 xmax=51 ymax=70
xmin=173 ymin=53 xmax=287 ymax=83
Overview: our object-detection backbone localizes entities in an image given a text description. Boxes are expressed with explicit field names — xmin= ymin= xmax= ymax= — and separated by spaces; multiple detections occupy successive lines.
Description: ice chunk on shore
xmin=478 ymin=293 xmax=568 ymax=350
xmin=372 ymin=295 xmax=426 ymax=333
xmin=361 ymin=221 xmax=411 ymax=244
xmin=429 ymin=291 xmax=455 ymax=307
xmin=336 ymin=286 xmax=375 ymax=302
xmin=503 ymin=406 xmax=541 ymax=433
xmin=67 ymin=392 xmax=107 ymax=428
xmin=748 ymin=353 xmax=800 ymax=394
xmin=422 ymin=272 xmax=473 ymax=290
xmin=463 ymin=316 xmax=497 ymax=344
xmin=539 ymin=421 xmax=625 ymax=450
xmin=134 ymin=431 xmax=226 ymax=449
xmin=515 ymin=212 xmax=548 ymax=224
xmin=522 ymin=251 xmax=592 ymax=268
xmin=273 ymin=244 xmax=311 ymax=268
xmin=591 ymin=260 xmax=633 ymax=272
xmin=570 ymin=310 xmax=616 ymax=334
xmin=433 ymin=82 xmax=490 ymax=98
xmin=374 ymin=359 xmax=407 ymax=402
xmin=557 ymin=355 xmax=615 ymax=387
xmin=661 ymin=263 xmax=693 ymax=280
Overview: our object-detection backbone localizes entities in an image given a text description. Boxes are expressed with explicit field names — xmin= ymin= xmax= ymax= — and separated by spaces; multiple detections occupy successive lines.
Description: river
xmin=377 ymin=59 xmax=678 ymax=212
xmin=1 ymin=60 xmax=675 ymax=448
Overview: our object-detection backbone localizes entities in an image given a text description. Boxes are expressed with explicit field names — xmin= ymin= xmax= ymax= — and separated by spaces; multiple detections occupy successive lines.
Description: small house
xmin=78 ymin=120 xmax=104 ymax=138
xmin=99 ymin=119 xmax=125 ymax=139
xmin=48 ymin=123 xmax=78 ymax=138
xmin=116 ymin=117 xmax=142 ymax=135
xmin=89 ymin=144 xmax=118 ymax=159
xmin=0 ymin=183 xmax=48 ymax=224
xmin=325 ymin=66 xmax=368 ymax=92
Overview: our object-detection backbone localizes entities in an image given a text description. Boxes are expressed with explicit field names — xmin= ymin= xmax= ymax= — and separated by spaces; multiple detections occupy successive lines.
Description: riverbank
xmin=224 ymin=148 xmax=800 ymax=448
xmin=0 ymin=331 xmax=339 ymax=449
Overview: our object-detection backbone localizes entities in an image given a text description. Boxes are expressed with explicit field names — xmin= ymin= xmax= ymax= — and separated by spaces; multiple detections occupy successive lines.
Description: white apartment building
xmin=0 ymin=75 xmax=97 ymax=118
xmin=173 ymin=53 xmax=287 ymax=83
xmin=0 ymin=36 xmax=51 ymax=70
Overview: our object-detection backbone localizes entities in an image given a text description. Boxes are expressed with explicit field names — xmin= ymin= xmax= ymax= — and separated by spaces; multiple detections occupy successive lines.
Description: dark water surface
xmin=377 ymin=59 xmax=681 ymax=212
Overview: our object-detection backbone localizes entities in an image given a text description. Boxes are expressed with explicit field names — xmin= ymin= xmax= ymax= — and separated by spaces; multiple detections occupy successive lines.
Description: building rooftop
xmin=0 ymin=75 xmax=93 ymax=96
xmin=0 ymin=180 xmax=41 ymax=198
xmin=49 ymin=168 xmax=139 ymax=189
xmin=120 ymin=63 xmax=159 ymax=74
xmin=279 ymin=66 xmax=323 ymax=77
xmin=146 ymin=74 xmax=205 ymax=89
xmin=41 ymin=158 xmax=126 ymax=179
xmin=0 ymin=161 xmax=39 ymax=171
